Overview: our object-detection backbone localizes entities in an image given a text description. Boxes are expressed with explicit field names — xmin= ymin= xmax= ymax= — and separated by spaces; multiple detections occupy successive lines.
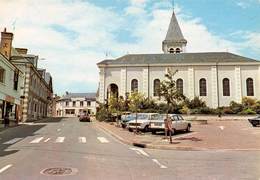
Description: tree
xmin=128 ymin=91 xmax=145 ymax=133
xmin=159 ymin=68 xmax=186 ymax=143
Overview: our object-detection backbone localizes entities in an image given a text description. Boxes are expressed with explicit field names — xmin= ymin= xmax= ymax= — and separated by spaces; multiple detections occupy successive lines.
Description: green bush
xmin=221 ymin=106 xmax=235 ymax=114
xmin=239 ymin=108 xmax=256 ymax=115
xmin=185 ymin=97 xmax=206 ymax=109
xmin=229 ymin=101 xmax=243 ymax=114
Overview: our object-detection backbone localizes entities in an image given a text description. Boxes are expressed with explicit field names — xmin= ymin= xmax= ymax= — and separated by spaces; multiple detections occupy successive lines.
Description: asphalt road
xmin=0 ymin=117 xmax=259 ymax=180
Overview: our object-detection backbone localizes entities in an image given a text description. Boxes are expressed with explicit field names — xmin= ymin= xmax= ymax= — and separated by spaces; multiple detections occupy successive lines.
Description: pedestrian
xmin=164 ymin=115 xmax=173 ymax=144
xmin=4 ymin=111 xmax=10 ymax=128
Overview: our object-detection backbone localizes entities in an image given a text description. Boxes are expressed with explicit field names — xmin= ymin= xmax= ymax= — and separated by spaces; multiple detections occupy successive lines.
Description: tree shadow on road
xmin=0 ymin=124 xmax=46 ymax=157
xmin=34 ymin=117 xmax=65 ymax=123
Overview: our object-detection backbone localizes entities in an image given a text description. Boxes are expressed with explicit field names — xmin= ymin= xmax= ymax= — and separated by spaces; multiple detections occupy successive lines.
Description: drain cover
xmin=41 ymin=167 xmax=78 ymax=176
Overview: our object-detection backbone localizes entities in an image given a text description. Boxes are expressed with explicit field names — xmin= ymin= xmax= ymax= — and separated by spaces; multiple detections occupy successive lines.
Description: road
xmin=0 ymin=117 xmax=259 ymax=180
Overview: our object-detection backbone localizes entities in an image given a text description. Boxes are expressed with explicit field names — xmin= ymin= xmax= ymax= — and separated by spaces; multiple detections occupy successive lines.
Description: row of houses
xmin=0 ymin=28 xmax=53 ymax=123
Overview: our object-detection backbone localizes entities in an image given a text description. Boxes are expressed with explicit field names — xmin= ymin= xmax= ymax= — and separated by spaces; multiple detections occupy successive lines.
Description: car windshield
xmin=137 ymin=114 xmax=149 ymax=120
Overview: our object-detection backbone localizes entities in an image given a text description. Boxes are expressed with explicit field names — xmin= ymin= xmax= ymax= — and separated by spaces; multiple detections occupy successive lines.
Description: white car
xmin=127 ymin=113 xmax=159 ymax=132
xmin=150 ymin=114 xmax=191 ymax=134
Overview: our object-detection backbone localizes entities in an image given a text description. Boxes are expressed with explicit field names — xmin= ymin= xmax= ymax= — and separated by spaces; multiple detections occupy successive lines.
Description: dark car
xmin=248 ymin=115 xmax=260 ymax=127
xmin=79 ymin=113 xmax=90 ymax=122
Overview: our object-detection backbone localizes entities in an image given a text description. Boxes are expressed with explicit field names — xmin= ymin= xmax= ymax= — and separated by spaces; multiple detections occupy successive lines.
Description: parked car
xmin=127 ymin=113 xmax=159 ymax=132
xmin=121 ymin=114 xmax=136 ymax=128
xmin=150 ymin=114 xmax=191 ymax=134
xmin=248 ymin=115 xmax=260 ymax=127
xmin=79 ymin=112 xmax=90 ymax=122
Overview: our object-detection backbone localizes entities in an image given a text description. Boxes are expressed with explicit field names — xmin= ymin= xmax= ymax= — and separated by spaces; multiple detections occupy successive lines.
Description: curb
xmin=95 ymin=122 xmax=260 ymax=151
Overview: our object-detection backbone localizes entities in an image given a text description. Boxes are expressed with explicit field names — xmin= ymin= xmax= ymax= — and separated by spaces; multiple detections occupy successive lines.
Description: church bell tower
xmin=162 ymin=11 xmax=187 ymax=54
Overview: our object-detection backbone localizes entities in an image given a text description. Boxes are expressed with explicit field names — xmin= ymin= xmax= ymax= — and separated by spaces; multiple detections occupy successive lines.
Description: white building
xmin=97 ymin=11 xmax=260 ymax=108
xmin=56 ymin=93 xmax=97 ymax=117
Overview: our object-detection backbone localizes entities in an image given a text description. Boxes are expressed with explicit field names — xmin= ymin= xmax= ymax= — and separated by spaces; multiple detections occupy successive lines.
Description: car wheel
xmin=151 ymin=130 xmax=156 ymax=135
xmin=171 ymin=129 xmax=175 ymax=135
xmin=128 ymin=128 xmax=133 ymax=132
xmin=186 ymin=125 xmax=191 ymax=132
xmin=143 ymin=125 xmax=149 ymax=132
xmin=252 ymin=124 xmax=257 ymax=127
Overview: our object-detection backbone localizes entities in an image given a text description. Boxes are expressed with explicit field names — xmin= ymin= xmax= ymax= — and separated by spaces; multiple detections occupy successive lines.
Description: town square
xmin=0 ymin=0 xmax=260 ymax=179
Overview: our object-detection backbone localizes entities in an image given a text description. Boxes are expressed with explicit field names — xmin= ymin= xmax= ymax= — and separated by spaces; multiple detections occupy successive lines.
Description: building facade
xmin=97 ymin=11 xmax=260 ymax=108
xmin=0 ymin=29 xmax=24 ymax=123
xmin=0 ymin=28 xmax=54 ymax=122
xmin=56 ymin=93 xmax=97 ymax=117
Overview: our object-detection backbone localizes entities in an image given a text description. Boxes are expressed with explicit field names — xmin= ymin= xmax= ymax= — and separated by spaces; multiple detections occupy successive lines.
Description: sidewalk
xmin=0 ymin=121 xmax=20 ymax=132
xmin=94 ymin=120 xmax=260 ymax=151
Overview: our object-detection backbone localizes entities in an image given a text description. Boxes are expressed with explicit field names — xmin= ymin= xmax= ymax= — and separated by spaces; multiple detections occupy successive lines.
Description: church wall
xmin=240 ymin=66 xmax=259 ymax=99
xmin=217 ymin=66 xmax=236 ymax=107
xmin=126 ymin=67 xmax=144 ymax=94
xmin=104 ymin=67 xmax=121 ymax=99
xmin=194 ymin=66 xmax=212 ymax=107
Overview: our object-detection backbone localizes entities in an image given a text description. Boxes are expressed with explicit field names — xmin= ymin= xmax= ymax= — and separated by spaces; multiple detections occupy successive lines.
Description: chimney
xmin=0 ymin=28 xmax=13 ymax=60
xmin=15 ymin=48 xmax=28 ymax=55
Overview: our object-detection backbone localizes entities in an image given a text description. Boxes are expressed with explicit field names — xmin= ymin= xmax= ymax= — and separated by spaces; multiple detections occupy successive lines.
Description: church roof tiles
xmin=97 ymin=52 xmax=259 ymax=66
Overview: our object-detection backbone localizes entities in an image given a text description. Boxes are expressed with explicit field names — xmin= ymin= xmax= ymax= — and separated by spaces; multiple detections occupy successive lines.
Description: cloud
xmin=0 ymin=0 xmax=258 ymax=95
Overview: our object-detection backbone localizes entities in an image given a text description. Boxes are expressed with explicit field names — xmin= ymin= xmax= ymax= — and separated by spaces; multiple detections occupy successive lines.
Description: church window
xmin=153 ymin=79 xmax=160 ymax=96
xmin=176 ymin=48 xmax=181 ymax=53
xmin=246 ymin=78 xmax=254 ymax=96
xmin=131 ymin=79 xmax=138 ymax=92
xmin=176 ymin=79 xmax=183 ymax=94
xmin=169 ymin=48 xmax=174 ymax=54
xmin=223 ymin=78 xmax=230 ymax=96
xmin=199 ymin=78 xmax=207 ymax=96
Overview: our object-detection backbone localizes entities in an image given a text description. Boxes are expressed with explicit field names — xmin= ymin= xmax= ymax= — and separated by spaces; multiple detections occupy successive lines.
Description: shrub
xmin=242 ymin=97 xmax=256 ymax=108
xmin=239 ymin=108 xmax=256 ymax=115
xmin=229 ymin=101 xmax=243 ymax=114
xmin=185 ymin=97 xmax=206 ymax=109
xmin=180 ymin=105 xmax=190 ymax=114
xmin=221 ymin=106 xmax=235 ymax=114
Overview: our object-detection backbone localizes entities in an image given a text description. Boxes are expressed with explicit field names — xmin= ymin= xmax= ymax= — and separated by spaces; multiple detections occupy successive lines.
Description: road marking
xmin=173 ymin=132 xmax=198 ymax=140
xmin=57 ymin=129 xmax=61 ymax=132
xmin=130 ymin=148 xmax=149 ymax=157
xmin=3 ymin=138 xmax=23 ymax=145
xmin=0 ymin=164 xmax=13 ymax=173
xmin=55 ymin=137 xmax=65 ymax=143
xmin=30 ymin=137 xmax=44 ymax=144
xmin=152 ymin=159 xmax=167 ymax=169
xmin=219 ymin=126 xmax=225 ymax=130
xmin=79 ymin=137 xmax=86 ymax=143
xmin=97 ymin=137 xmax=109 ymax=143
xmin=44 ymin=138 xmax=51 ymax=142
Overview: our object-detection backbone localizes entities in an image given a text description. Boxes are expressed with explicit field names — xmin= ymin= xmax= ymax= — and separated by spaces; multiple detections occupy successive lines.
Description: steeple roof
xmin=164 ymin=11 xmax=187 ymax=43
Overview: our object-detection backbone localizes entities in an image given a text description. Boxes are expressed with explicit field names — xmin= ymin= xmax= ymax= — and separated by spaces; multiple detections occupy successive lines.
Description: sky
xmin=0 ymin=0 xmax=259 ymax=95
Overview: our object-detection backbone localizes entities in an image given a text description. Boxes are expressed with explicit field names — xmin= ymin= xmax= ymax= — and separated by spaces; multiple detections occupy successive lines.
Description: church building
xmin=97 ymin=11 xmax=260 ymax=108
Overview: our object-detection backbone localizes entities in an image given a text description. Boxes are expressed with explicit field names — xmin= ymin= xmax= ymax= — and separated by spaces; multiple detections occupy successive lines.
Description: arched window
xmin=176 ymin=48 xmax=181 ymax=53
xmin=223 ymin=78 xmax=230 ymax=96
xmin=199 ymin=78 xmax=207 ymax=96
xmin=176 ymin=79 xmax=183 ymax=94
xmin=131 ymin=79 xmax=138 ymax=92
xmin=246 ymin=78 xmax=254 ymax=96
xmin=169 ymin=48 xmax=174 ymax=54
xmin=153 ymin=79 xmax=160 ymax=96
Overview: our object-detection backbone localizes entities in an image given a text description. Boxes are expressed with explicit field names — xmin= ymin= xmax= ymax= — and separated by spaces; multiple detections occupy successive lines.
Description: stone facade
xmin=56 ymin=93 xmax=97 ymax=117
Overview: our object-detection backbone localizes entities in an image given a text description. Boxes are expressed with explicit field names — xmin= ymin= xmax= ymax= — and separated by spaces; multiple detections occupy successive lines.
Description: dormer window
xmin=176 ymin=48 xmax=181 ymax=53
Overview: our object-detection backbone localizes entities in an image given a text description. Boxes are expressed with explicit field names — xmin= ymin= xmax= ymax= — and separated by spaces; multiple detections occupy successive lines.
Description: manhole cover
xmin=41 ymin=167 xmax=78 ymax=176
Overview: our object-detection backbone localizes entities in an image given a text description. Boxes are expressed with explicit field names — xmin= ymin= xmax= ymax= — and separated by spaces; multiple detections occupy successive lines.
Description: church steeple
xmin=162 ymin=10 xmax=187 ymax=54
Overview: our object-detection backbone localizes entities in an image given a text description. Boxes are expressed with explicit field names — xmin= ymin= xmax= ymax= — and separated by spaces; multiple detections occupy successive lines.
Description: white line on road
xmin=130 ymin=148 xmax=149 ymax=157
xmin=30 ymin=137 xmax=44 ymax=144
xmin=0 ymin=164 xmax=13 ymax=174
xmin=55 ymin=137 xmax=65 ymax=143
xmin=79 ymin=137 xmax=87 ymax=143
xmin=3 ymin=138 xmax=23 ymax=145
xmin=97 ymin=137 xmax=109 ymax=143
xmin=152 ymin=159 xmax=167 ymax=169
xmin=173 ymin=132 xmax=198 ymax=140
xmin=44 ymin=138 xmax=51 ymax=142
